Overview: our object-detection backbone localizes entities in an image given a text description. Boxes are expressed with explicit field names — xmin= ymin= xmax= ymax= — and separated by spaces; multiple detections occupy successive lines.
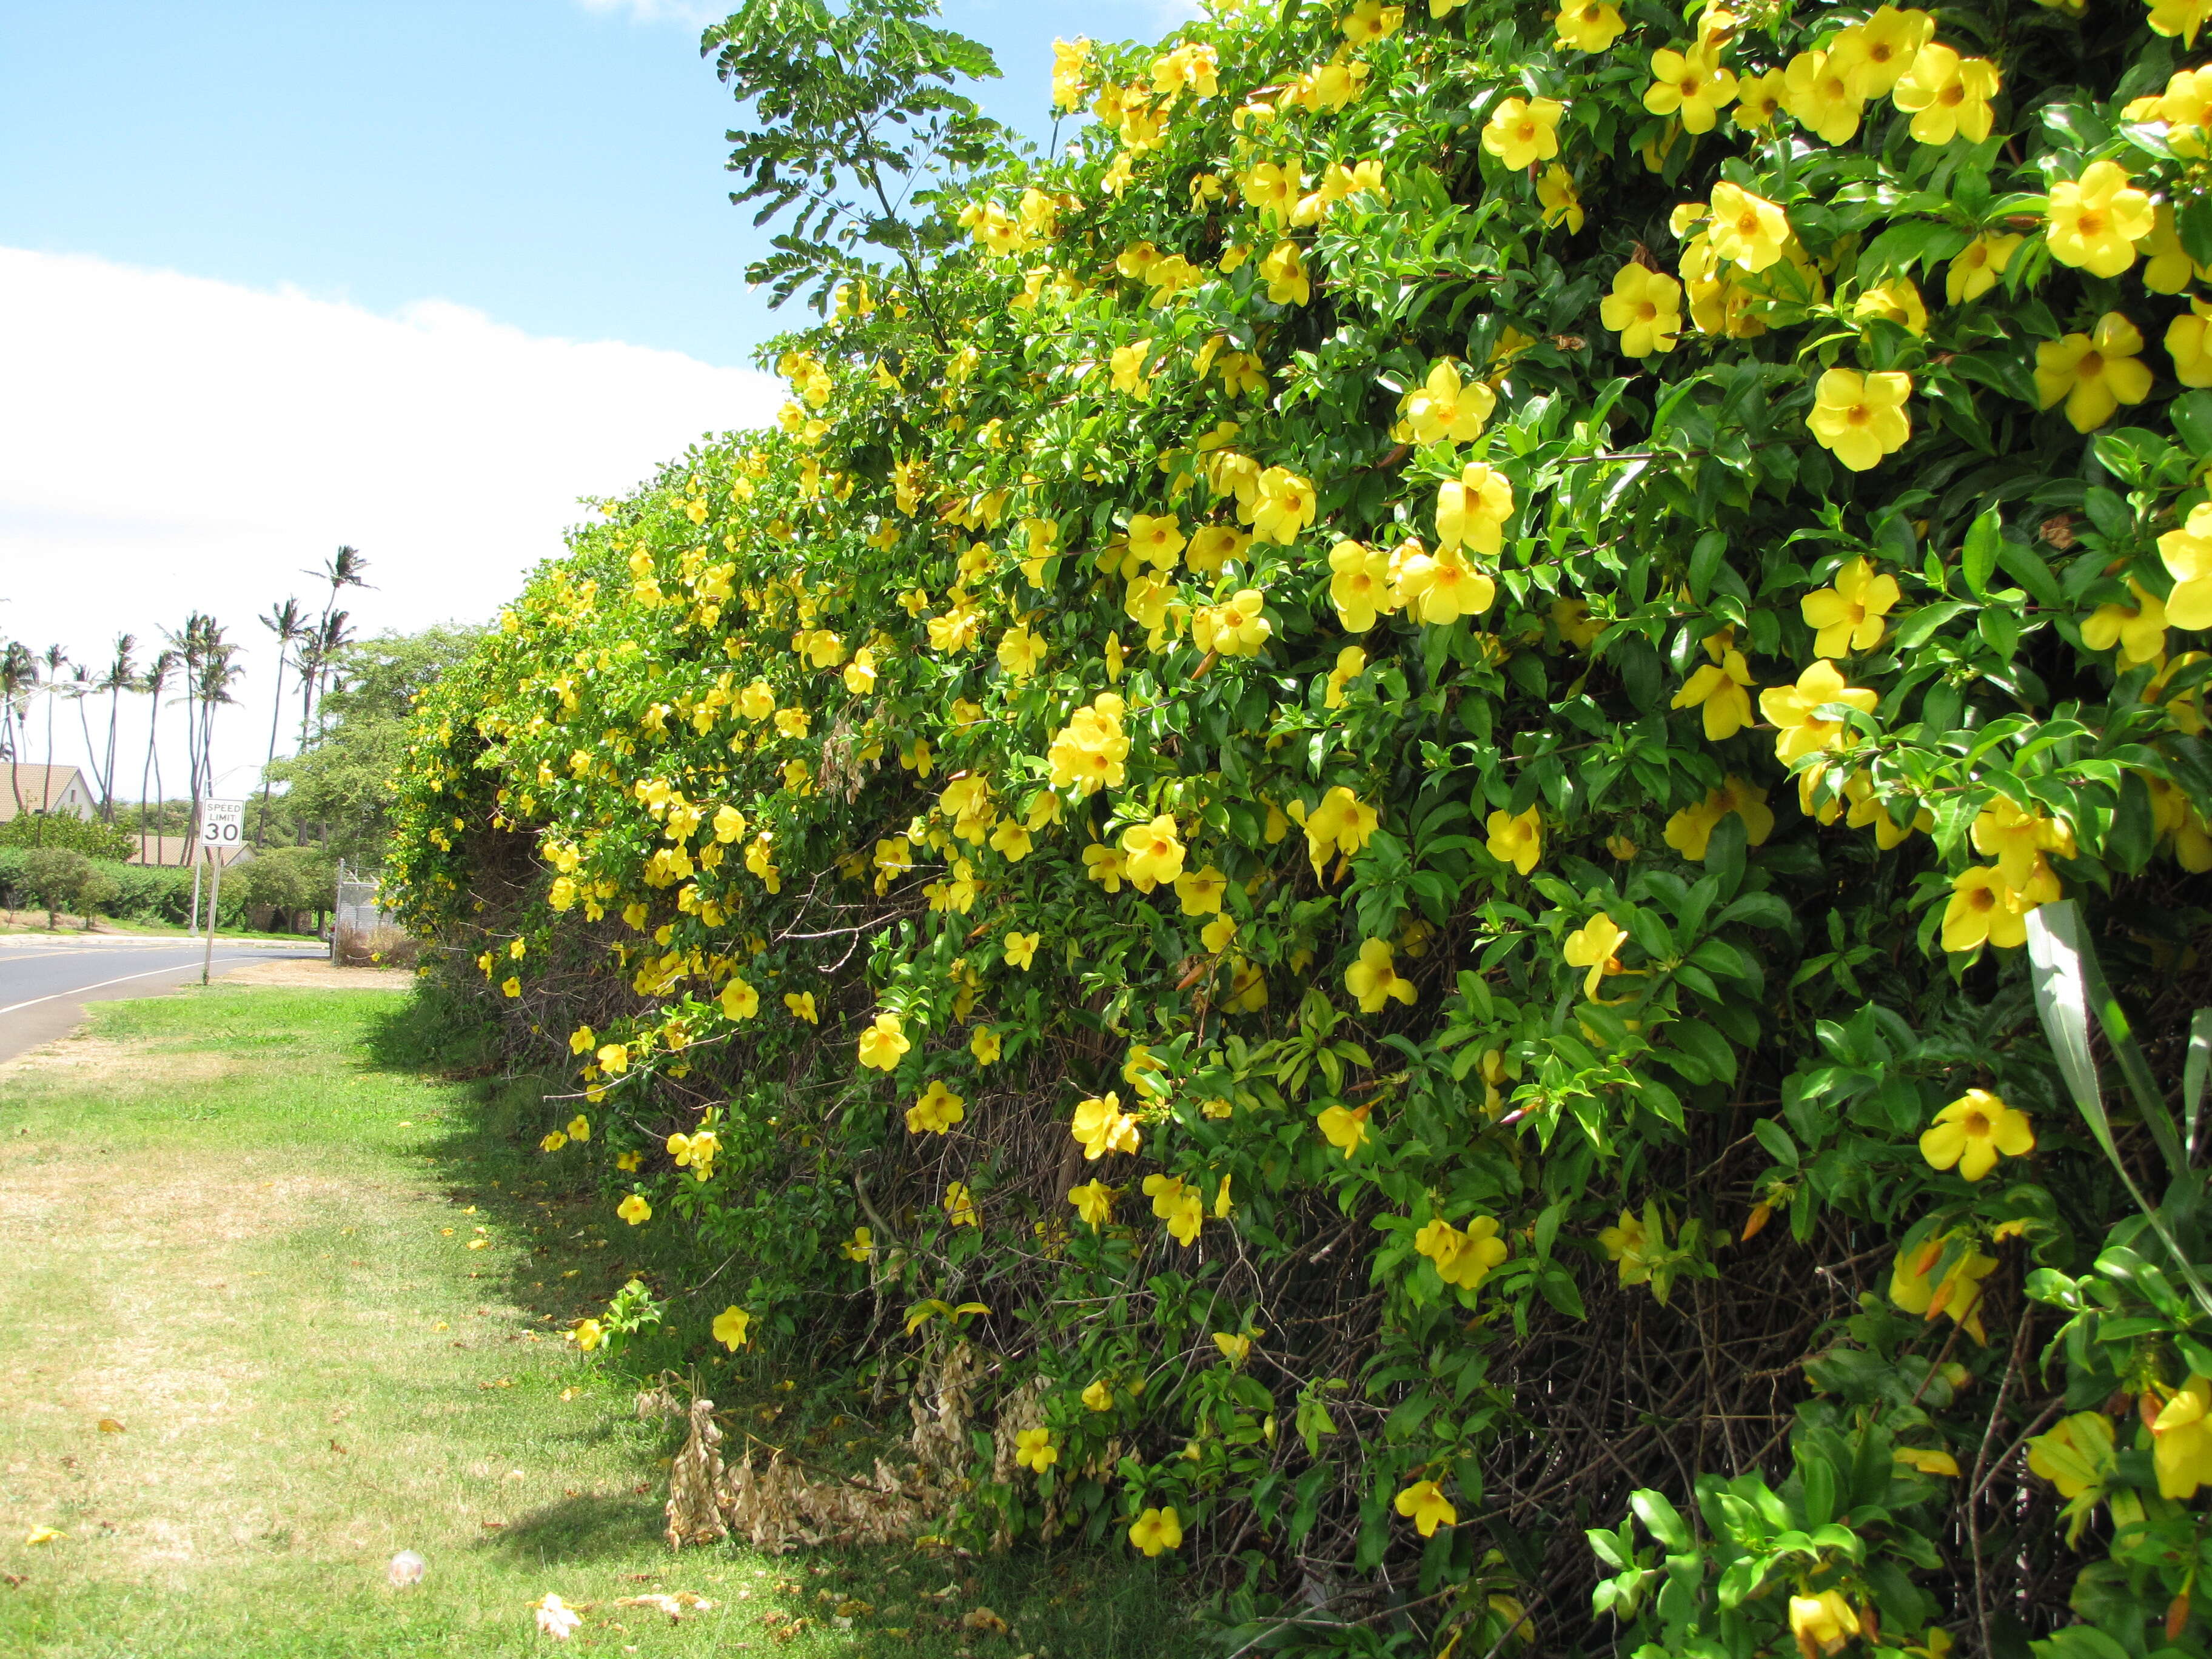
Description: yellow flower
xmin=2045 ymin=161 xmax=2155 ymax=277
xmin=567 ymin=1114 xmax=591 ymax=1142
xmin=1801 ymin=557 xmax=1900 ymax=655
xmin=572 ymin=1319 xmax=604 ymax=1352
xmin=1127 ymin=511 xmax=1185 ymax=571
xmin=996 ymin=624 xmax=1046 ymax=680
xmin=2161 ymin=503 xmax=2212 ymax=627
xmin=1403 ymin=360 xmax=1498 ymax=445
xmin=1298 ymin=785 xmax=1381 ymax=877
xmin=501 ymin=976 xmax=521 ymax=999
xmin=943 ymin=1181 xmax=979 ymax=1228
xmin=2026 ymin=1412 xmax=2115 ymax=1501
xmin=1554 ymin=0 xmax=1624 ymax=50
xmin=1671 ymin=645 xmax=1759 ymax=740
xmin=1644 ymin=47 xmax=1738 ymax=133
xmin=721 ymin=976 xmax=760 ymax=1021
xmin=1563 ymin=913 xmax=1625 ymax=997
xmin=858 ymin=1011 xmax=910 ymax=1071
xmin=1946 ymin=232 xmax=2022 ymax=304
xmin=1083 ymin=843 xmax=1129 ymax=891
xmin=1759 ymin=660 xmax=1877 ymax=765
xmin=1663 ymin=777 xmax=1775 ymax=860
xmin=1486 ymin=805 xmax=1543 ymax=875
xmin=1013 ymin=1426 xmax=1057 ymax=1473
xmin=1920 ymin=1088 xmax=2034 ymax=1181
xmin=1393 ymin=1480 xmax=1458 ymax=1537
xmin=1706 ymin=181 xmax=1789 ymax=273
xmin=1128 ymin=1506 xmax=1183 ymax=1555
xmin=1481 ymin=96 xmax=1564 ymax=170
xmin=1783 ymin=50 xmax=1865 ymax=143
xmin=1891 ymin=1236 xmax=1999 ymax=1341
xmin=971 ymin=1027 xmax=1002 ymax=1065
xmin=2151 ymin=1378 xmax=2212 ymax=1498
xmin=1250 ymin=466 xmax=1316 ymax=544
xmin=1415 ymin=1214 xmax=1510 ymax=1289
xmin=1259 ymin=240 xmax=1310 ymax=306
xmin=1536 ymin=164 xmax=1584 ymax=231
xmin=1068 ymin=1179 xmax=1116 ymax=1228
xmin=1121 ymin=815 xmax=1187 ymax=892
xmin=2083 ymin=579 xmax=2170 ymax=667
xmin=1808 ymin=368 xmax=1912 ymax=471
xmin=1316 ymin=1101 xmax=1374 ymax=1155
xmin=1393 ymin=544 xmax=1496 ymax=625
xmin=1600 ymin=265 xmax=1684 ymax=357
xmin=617 ymin=1194 xmax=651 ymax=1226
xmin=615 ymin=1150 xmax=641 ymax=1172
xmin=1853 ymin=277 xmax=1927 ymax=337
xmin=1894 ymin=1446 xmax=1961 ymax=1476
xmin=1082 ymin=1377 xmax=1115 ymax=1411
xmin=907 ymin=1080 xmax=966 ymax=1135
xmin=2036 ymin=313 xmax=2151 ymax=433
xmin=712 ymin=1306 xmax=752 ymax=1350
xmin=1832 ymin=4 xmax=1934 ymax=95
xmin=999 ymin=931 xmax=1041 ymax=973
xmin=540 ymin=1130 xmax=568 ymax=1153
xmin=1734 ymin=69 xmax=1784 ymax=130
xmin=785 ymin=991 xmax=818 ymax=1024
xmin=1892 ymin=43 xmax=1999 ymax=144
xmin=1346 ymin=938 xmax=1417 ymax=1012
xmin=2170 ymin=297 xmax=2212 ymax=387
xmin=1173 ymin=865 xmax=1228 ymax=917
xmin=843 ymin=1227 xmax=874 ymax=1262
xmin=1072 ymin=1091 xmax=1142 ymax=1159
xmin=569 ymin=1024 xmax=597 ymax=1056
xmin=1212 ymin=1328 xmax=1255 ymax=1365
xmin=2151 ymin=0 xmax=2212 ymax=45
xmin=1598 ymin=1206 xmax=1657 ymax=1280
xmin=1940 ymin=865 xmax=2048 ymax=953
xmin=1789 ymin=1590 xmax=1863 ymax=1658
xmin=1433 ymin=462 xmax=1514 ymax=557
xmin=1970 ymin=797 xmax=2077 ymax=888
xmin=1325 ymin=645 xmax=1369 ymax=709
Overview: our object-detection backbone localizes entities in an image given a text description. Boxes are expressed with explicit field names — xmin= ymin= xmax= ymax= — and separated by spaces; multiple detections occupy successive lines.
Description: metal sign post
xmin=199 ymin=799 xmax=244 ymax=985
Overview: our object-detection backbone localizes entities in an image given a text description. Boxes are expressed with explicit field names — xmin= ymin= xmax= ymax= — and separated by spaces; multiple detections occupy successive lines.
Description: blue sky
xmin=0 ymin=0 xmax=1172 ymax=370
xmin=0 ymin=0 xmax=1185 ymax=795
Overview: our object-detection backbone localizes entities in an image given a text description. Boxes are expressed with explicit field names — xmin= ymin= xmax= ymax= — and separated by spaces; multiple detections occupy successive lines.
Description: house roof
xmin=126 ymin=836 xmax=253 ymax=868
xmin=0 ymin=764 xmax=92 ymax=822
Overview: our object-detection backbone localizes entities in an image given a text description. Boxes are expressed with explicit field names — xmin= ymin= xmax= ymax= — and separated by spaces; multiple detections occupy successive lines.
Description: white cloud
xmin=0 ymin=246 xmax=779 ymax=798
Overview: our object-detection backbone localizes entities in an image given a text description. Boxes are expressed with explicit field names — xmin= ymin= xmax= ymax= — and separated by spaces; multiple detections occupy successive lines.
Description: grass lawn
xmin=0 ymin=987 xmax=1179 ymax=1658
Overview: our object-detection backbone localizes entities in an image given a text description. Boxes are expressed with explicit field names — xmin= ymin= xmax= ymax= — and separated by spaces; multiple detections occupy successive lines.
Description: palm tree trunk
xmin=256 ymin=652 xmax=287 ymax=848
xmin=139 ymin=691 xmax=158 ymax=865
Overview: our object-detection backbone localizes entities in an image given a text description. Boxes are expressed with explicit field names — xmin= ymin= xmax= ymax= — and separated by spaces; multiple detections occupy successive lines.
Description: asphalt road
xmin=0 ymin=937 xmax=326 ymax=1064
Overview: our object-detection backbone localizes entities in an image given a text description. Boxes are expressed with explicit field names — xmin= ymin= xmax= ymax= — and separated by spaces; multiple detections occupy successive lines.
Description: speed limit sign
xmin=200 ymin=799 xmax=246 ymax=847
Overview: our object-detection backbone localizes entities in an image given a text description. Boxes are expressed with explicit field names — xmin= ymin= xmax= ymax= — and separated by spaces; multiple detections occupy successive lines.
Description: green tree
xmin=233 ymin=844 xmax=337 ymax=933
xmin=266 ymin=626 xmax=483 ymax=869
xmin=21 ymin=846 xmax=93 ymax=930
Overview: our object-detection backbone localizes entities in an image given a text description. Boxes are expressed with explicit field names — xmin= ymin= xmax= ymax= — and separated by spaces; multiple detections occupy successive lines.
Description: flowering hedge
xmin=391 ymin=0 xmax=2212 ymax=1648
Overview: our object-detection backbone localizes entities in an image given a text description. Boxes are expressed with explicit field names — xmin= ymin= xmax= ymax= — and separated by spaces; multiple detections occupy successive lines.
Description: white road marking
xmin=0 ymin=957 xmax=263 ymax=1016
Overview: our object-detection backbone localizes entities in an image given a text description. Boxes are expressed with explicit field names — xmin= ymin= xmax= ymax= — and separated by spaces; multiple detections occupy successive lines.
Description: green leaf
xmin=1630 ymin=1489 xmax=1693 ymax=1552
xmin=1962 ymin=506 xmax=2002 ymax=600
xmin=1752 ymin=1118 xmax=1798 ymax=1168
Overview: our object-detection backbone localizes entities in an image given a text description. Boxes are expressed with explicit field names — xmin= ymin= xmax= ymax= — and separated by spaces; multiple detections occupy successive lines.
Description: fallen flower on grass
xmin=535 ymin=1593 xmax=583 ymax=1640
xmin=23 ymin=1527 xmax=62 ymax=1546
xmin=96 ymin=1418 xmax=124 ymax=1434
xmin=387 ymin=1550 xmax=427 ymax=1587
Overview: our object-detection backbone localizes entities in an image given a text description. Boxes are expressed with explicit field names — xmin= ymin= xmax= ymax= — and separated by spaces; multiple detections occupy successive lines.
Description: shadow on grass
xmin=477 ymin=1490 xmax=668 ymax=1566
xmin=351 ymin=987 xmax=1193 ymax=1657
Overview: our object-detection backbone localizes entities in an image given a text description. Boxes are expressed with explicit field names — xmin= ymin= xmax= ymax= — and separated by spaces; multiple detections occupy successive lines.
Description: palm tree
xmin=98 ymin=636 xmax=135 ymax=825
xmin=164 ymin=614 xmax=214 ymax=857
xmin=38 ymin=643 xmax=67 ymax=816
xmin=299 ymin=547 xmax=369 ymax=743
xmin=138 ymin=649 xmax=176 ymax=863
xmin=69 ymin=663 xmax=102 ymax=814
xmin=0 ymin=641 xmax=35 ymax=820
xmin=256 ymin=599 xmax=305 ymax=847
